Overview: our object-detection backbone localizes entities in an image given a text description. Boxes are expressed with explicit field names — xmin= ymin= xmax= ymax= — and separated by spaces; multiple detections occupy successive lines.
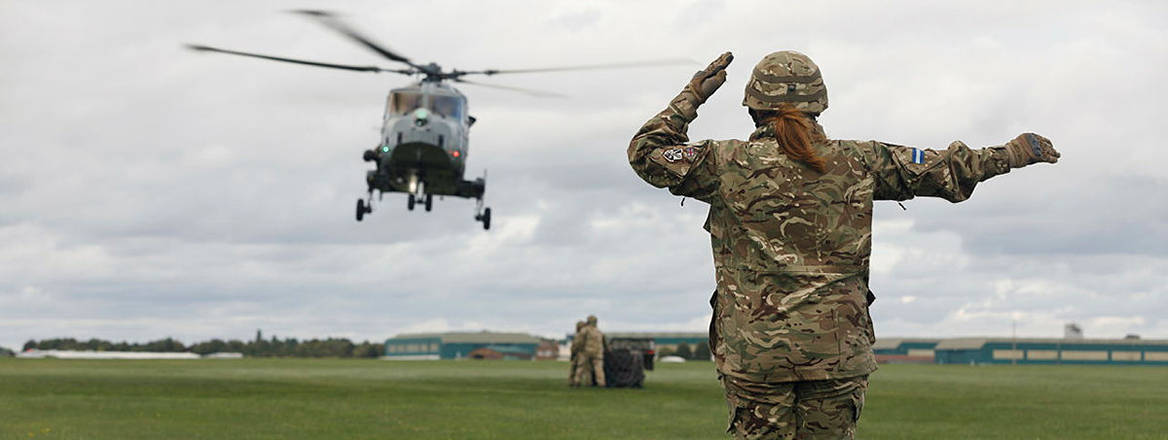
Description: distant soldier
xmin=627 ymin=51 xmax=1058 ymax=438
xmin=569 ymin=320 xmax=586 ymax=387
xmin=574 ymin=315 xmax=606 ymax=387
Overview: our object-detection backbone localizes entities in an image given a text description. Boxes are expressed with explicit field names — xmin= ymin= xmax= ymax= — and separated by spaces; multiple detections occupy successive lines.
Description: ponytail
xmin=757 ymin=105 xmax=827 ymax=173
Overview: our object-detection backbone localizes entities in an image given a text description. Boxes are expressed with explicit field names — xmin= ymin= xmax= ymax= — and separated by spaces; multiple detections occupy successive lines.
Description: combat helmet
xmin=742 ymin=50 xmax=827 ymax=114
xmin=586 ymin=315 xmax=598 ymax=326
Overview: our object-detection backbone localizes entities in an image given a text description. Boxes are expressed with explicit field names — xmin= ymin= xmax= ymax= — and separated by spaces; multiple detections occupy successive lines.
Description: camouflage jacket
xmin=570 ymin=330 xmax=583 ymax=358
xmin=628 ymin=98 xmax=1013 ymax=383
xmin=579 ymin=326 xmax=605 ymax=358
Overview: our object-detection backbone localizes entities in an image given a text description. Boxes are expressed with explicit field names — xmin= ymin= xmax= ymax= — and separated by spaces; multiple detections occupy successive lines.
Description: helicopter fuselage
xmin=364 ymin=81 xmax=484 ymax=200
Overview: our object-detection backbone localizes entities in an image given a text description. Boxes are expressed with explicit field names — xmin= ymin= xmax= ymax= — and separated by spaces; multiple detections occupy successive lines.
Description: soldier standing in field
xmin=627 ymin=51 xmax=1059 ymax=439
xmin=569 ymin=320 xmax=586 ymax=387
xmin=574 ymin=315 xmax=606 ymax=387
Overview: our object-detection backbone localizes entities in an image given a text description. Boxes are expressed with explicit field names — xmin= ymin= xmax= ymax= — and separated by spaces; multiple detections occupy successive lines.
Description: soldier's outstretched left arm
xmin=627 ymin=52 xmax=733 ymax=203
xmin=856 ymin=133 xmax=1059 ymax=202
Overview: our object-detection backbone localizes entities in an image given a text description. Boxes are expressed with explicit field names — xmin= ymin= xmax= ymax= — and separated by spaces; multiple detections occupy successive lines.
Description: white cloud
xmin=1 ymin=0 xmax=1166 ymax=350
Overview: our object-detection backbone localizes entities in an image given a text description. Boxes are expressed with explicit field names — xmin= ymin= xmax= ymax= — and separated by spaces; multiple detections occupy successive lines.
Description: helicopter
xmin=188 ymin=10 xmax=688 ymax=230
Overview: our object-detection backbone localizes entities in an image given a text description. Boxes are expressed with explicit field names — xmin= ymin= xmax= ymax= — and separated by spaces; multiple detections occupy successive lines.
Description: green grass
xmin=1 ymin=359 xmax=1166 ymax=439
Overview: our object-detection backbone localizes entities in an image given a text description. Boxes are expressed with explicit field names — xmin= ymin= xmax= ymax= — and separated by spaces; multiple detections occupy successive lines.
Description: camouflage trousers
xmin=569 ymin=356 xmax=579 ymax=386
xmin=572 ymin=354 xmax=605 ymax=387
xmin=721 ymin=374 xmax=868 ymax=440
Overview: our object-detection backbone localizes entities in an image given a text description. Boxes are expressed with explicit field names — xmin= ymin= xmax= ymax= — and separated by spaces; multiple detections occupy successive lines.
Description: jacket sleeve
xmin=853 ymin=140 xmax=1013 ymax=202
xmin=627 ymin=93 xmax=721 ymax=203
xmin=570 ymin=334 xmax=581 ymax=353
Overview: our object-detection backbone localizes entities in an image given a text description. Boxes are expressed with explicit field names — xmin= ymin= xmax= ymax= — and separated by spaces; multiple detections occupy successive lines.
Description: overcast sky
xmin=2 ymin=0 xmax=1166 ymax=350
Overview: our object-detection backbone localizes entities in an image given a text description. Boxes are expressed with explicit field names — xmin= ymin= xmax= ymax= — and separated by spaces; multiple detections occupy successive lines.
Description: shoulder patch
xmin=663 ymin=145 xmax=703 ymax=163
xmin=662 ymin=148 xmax=685 ymax=162
xmin=910 ymin=148 xmax=924 ymax=164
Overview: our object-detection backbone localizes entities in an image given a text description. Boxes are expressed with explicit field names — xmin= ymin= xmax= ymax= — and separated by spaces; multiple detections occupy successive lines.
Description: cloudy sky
xmin=2 ymin=0 xmax=1166 ymax=350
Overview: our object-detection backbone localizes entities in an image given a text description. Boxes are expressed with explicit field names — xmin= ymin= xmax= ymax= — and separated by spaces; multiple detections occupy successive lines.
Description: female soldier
xmin=627 ymin=51 xmax=1059 ymax=439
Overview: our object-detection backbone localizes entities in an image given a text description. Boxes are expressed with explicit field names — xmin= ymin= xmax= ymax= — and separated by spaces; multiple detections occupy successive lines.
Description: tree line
xmin=19 ymin=330 xmax=385 ymax=358
xmin=655 ymin=341 xmax=712 ymax=361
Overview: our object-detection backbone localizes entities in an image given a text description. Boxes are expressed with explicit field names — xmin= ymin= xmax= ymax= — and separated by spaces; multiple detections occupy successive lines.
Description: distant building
xmin=933 ymin=337 xmax=1168 ymax=365
xmin=468 ymin=345 xmax=533 ymax=360
xmin=383 ymin=331 xmax=542 ymax=360
xmin=16 ymin=350 xmax=201 ymax=360
xmin=872 ymin=338 xmax=941 ymax=364
xmin=535 ymin=339 xmax=559 ymax=360
xmin=572 ymin=332 xmax=707 ymax=352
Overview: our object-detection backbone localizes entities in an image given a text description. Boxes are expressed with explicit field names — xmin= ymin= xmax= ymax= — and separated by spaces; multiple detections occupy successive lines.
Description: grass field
xmin=2 ymin=359 xmax=1166 ymax=439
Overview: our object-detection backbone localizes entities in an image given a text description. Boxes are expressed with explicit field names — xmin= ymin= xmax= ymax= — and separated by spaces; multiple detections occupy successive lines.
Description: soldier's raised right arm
xmin=855 ymin=133 xmax=1059 ymax=202
xmin=628 ymin=52 xmax=733 ymax=203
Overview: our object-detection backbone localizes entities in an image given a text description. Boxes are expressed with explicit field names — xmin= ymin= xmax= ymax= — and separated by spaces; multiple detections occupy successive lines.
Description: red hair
xmin=755 ymin=105 xmax=826 ymax=173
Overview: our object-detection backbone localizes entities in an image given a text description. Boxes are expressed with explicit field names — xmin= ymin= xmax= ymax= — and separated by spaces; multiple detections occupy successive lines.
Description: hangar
xmin=872 ymin=338 xmax=941 ymax=363
xmin=583 ymin=332 xmax=707 ymax=352
xmin=384 ymin=331 xmax=548 ymax=360
xmin=933 ymin=337 xmax=1168 ymax=365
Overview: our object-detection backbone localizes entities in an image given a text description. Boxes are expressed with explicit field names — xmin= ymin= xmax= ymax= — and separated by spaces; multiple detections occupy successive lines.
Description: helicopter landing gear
xmin=407 ymin=194 xmax=416 ymax=211
xmin=473 ymin=199 xmax=492 ymax=230
xmin=356 ymin=191 xmax=374 ymax=222
xmin=424 ymin=194 xmax=433 ymax=212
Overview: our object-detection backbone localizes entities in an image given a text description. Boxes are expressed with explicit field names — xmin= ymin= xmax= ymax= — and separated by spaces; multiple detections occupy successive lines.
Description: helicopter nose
xmin=413 ymin=108 xmax=429 ymax=127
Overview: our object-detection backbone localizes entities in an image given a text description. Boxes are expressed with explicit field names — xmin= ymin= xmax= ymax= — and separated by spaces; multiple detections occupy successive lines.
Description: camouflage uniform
xmin=628 ymin=51 xmax=1057 ymax=439
xmin=569 ymin=320 xmax=586 ymax=386
xmin=574 ymin=315 xmax=606 ymax=387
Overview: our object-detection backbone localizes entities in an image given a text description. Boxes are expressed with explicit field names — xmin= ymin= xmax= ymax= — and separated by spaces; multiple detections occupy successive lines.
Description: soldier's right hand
xmin=687 ymin=51 xmax=733 ymax=104
xmin=1005 ymin=133 xmax=1059 ymax=167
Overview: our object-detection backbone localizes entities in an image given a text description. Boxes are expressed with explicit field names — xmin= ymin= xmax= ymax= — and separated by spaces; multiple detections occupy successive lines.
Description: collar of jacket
xmin=748 ymin=120 xmax=827 ymax=142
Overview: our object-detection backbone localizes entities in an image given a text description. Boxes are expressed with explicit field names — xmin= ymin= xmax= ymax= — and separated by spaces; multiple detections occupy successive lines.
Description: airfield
xmin=2 ymin=359 xmax=1166 ymax=439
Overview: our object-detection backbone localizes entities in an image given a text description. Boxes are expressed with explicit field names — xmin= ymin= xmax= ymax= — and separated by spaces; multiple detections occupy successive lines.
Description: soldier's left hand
xmin=1006 ymin=133 xmax=1060 ymax=166
xmin=688 ymin=52 xmax=733 ymax=104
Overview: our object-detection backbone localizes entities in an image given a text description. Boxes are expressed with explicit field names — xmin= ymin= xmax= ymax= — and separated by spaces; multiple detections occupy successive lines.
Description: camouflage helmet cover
xmin=586 ymin=315 xmax=598 ymax=325
xmin=576 ymin=320 xmax=586 ymax=331
xmin=742 ymin=50 xmax=828 ymax=114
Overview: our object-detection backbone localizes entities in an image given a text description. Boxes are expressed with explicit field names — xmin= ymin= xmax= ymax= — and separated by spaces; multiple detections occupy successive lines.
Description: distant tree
xmin=675 ymin=342 xmax=693 ymax=360
xmin=352 ymin=342 xmax=383 ymax=358
xmin=0 ymin=346 xmax=14 ymax=357
xmin=693 ymin=341 xmax=711 ymax=361
xmin=20 ymin=335 xmax=389 ymax=358
xmin=657 ymin=347 xmax=675 ymax=358
xmin=142 ymin=338 xmax=186 ymax=352
xmin=22 ymin=340 xmax=36 ymax=351
xmin=190 ymin=339 xmax=228 ymax=355
xmin=225 ymin=339 xmax=246 ymax=353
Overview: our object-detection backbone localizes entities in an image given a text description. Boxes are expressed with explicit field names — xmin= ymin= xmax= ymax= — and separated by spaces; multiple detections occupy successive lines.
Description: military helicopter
xmin=188 ymin=10 xmax=687 ymax=230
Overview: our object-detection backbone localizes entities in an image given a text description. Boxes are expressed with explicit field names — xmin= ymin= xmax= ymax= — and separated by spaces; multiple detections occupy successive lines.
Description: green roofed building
xmin=384 ymin=331 xmax=542 ymax=360
xmin=872 ymin=338 xmax=941 ymax=364
xmin=599 ymin=332 xmax=707 ymax=351
xmin=934 ymin=337 xmax=1168 ymax=365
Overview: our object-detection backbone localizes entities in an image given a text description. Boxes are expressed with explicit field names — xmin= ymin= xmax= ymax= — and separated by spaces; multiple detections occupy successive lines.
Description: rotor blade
xmin=453 ymin=79 xmax=566 ymax=98
xmin=465 ymin=58 xmax=697 ymax=76
xmin=186 ymin=44 xmax=409 ymax=74
xmin=291 ymin=10 xmax=418 ymax=69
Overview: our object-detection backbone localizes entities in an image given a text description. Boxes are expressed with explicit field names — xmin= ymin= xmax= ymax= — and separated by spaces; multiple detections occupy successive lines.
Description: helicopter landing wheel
xmin=481 ymin=207 xmax=492 ymax=230
xmin=407 ymin=194 xmax=415 ymax=211
xmin=424 ymin=194 xmax=433 ymax=212
xmin=356 ymin=199 xmax=367 ymax=222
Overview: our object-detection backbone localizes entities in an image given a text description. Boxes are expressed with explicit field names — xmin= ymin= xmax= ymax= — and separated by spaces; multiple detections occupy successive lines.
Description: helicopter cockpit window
xmin=389 ymin=91 xmax=423 ymax=115
xmin=430 ymin=95 xmax=465 ymax=120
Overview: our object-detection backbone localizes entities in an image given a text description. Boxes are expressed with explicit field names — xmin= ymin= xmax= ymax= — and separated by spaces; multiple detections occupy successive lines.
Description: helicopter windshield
xmin=388 ymin=91 xmax=423 ymax=115
xmin=430 ymin=95 xmax=465 ymax=120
